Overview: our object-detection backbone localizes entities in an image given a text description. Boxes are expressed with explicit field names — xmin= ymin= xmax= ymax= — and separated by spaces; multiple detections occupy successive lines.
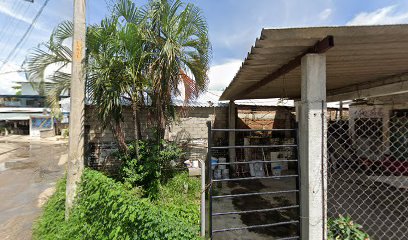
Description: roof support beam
xmin=327 ymin=73 xmax=408 ymax=101
xmin=235 ymin=35 xmax=334 ymax=99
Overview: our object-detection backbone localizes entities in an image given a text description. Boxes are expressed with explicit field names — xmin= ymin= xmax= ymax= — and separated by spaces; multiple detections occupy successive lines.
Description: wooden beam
xmin=234 ymin=35 xmax=334 ymax=99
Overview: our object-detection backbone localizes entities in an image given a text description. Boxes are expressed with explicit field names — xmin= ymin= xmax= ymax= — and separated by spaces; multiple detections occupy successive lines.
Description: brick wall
xmin=236 ymin=105 xmax=294 ymax=130
xmin=84 ymin=105 xmax=295 ymax=167
xmin=85 ymin=105 xmax=228 ymax=143
xmin=84 ymin=105 xmax=228 ymax=165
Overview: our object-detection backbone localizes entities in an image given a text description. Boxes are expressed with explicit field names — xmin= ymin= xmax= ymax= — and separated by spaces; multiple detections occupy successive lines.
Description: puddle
xmin=0 ymin=160 xmax=36 ymax=172
xmin=0 ymin=163 xmax=5 ymax=172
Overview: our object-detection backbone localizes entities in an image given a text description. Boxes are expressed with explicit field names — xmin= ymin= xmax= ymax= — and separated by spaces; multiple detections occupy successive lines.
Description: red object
xmin=381 ymin=155 xmax=408 ymax=176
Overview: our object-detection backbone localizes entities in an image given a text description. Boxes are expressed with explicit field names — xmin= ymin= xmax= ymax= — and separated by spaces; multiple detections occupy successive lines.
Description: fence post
xmin=206 ymin=121 xmax=213 ymax=239
xmin=200 ymin=157 xmax=206 ymax=237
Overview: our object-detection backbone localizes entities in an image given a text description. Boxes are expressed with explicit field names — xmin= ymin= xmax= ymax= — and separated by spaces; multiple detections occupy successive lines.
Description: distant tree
xmin=12 ymin=85 xmax=22 ymax=95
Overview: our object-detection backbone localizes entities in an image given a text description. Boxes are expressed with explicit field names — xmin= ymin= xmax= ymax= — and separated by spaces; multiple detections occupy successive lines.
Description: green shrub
xmin=157 ymin=172 xmax=201 ymax=228
xmin=32 ymin=178 xmax=67 ymax=240
xmin=118 ymin=140 xmax=183 ymax=197
xmin=33 ymin=169 xmax=201 ymax=240
xmin=328 ymin=215 xmax=370 ymax=240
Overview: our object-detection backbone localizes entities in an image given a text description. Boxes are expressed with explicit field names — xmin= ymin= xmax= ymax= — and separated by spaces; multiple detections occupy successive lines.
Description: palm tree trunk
xmin=131 ymin=100 xmax=140 ymax=157
xmin=111 ymin=121 xmax=127 ymax=153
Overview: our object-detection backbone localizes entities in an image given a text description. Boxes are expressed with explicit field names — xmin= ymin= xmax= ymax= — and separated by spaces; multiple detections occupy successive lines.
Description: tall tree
xmin=115 ymin=0 xmax=211 ymax=140
xmin=25 ymin=0 xmax=211 ymax=145
xmin=145 ymin=0 xmax=211 ymax=139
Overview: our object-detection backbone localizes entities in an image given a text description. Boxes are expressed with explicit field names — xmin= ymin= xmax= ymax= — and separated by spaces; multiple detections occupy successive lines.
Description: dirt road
xmin=0 ymin=136 xmax=67 ymax=240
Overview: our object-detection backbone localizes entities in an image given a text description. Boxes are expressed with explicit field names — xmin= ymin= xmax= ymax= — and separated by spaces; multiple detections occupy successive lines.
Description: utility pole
xmin=65 ymin=0 xmax=86 ymax=219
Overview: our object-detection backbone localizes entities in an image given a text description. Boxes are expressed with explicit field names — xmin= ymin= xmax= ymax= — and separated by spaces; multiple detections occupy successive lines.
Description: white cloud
xmin=0 ymin=62 xmax=26 ymax=94
xmin=0 ymin=2 xmax=33 ymax=25
xmin=347 ymin=5 xmax=408 ymax=25
xmin=208 ymin=59 xmax=242 ymax=91
xmin=319 ymin=8 xmax=332 ymax=21
xmin=0 ymin=1 xmax=49 ymax=31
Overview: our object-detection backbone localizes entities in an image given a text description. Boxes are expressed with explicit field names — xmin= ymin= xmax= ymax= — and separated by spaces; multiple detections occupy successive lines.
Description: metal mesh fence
xmin=327 ymin=114 xmax=408 ymax=239
xmin=208 ymin=128 xmax=301 ymax=239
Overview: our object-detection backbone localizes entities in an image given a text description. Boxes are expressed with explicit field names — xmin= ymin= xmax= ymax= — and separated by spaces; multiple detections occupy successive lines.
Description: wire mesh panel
xmin=208 ymin=126 xmax=300 ymax=240
xmin=327 ymin=114 xmax=408 ymax=239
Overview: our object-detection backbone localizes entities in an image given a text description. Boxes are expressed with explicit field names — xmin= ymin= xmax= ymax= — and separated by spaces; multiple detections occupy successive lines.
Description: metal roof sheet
xmin=220 ymin=24 xmax=408 ymax=101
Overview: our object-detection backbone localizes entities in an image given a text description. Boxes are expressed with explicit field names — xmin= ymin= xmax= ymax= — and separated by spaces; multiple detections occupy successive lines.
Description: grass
xmin=33 ymin=169 xmax=201 ymax=240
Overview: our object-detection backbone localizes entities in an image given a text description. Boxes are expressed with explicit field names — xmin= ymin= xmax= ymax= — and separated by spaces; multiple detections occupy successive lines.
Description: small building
xmin=348 ymin=93 xmax=408 ymax=161
xmin=0 ymin=82 xmax=68 ymax=136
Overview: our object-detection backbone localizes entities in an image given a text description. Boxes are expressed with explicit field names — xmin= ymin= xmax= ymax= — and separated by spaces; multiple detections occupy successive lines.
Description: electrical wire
xmin=0 ymin=1 xmax=31 ymax=56
xmin=0 ymin=1 xmax=20 ymax=36
xmin=0 ymin=69 xmax=25 ymax=75
xmin=0 ymin=0 xmax=50 ymax=72
xmin=0 ymin=1 xmax=37 ymax=62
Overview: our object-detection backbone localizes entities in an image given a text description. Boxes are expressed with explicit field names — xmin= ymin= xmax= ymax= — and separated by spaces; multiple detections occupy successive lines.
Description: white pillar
xmin=295 ymin=101 xmax=301 ymax=123
xmin=299 ymin=54 xmax=327 ymax=240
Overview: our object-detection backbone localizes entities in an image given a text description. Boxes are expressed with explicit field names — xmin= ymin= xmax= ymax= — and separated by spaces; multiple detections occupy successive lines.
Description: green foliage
xmin=118 ymin=140 xmax=183 ymax=197
xmin=328 ymin=215 xmax=370 ymax=240
xmin=62 ymin=129 xmax=69 ymax=138
xmin=32 ymin=178 xmax=67 ymax=240
xmin=157 ymin=172 xmax=201 ymax=225
xmin=26 ymin=0 xmax=211 ymax=146
xmin=33 ymin=169 xmax=201 ymax=240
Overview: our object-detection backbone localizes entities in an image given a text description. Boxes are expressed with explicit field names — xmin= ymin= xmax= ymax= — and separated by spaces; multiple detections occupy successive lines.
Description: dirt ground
xmin=0 ymin=136 xmax=67 ymax=240
xmin=211 ymin=171 xmax=299 ymax=240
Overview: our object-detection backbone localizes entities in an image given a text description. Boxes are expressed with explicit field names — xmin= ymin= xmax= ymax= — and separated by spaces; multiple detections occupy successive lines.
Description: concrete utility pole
xmin=65 ymin=0 xmax=86 ymax=219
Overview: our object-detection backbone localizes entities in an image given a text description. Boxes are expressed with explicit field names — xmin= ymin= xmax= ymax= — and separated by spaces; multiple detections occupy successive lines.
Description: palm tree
xmin=25 ymin=0 xmax=211 ymax=146
xmin=113 ymin=0 xmax=211 ymax=139
xmin=143 ymin=0 xmax=211 ymax=139
xmin=24 ymin=19 xmax=137 ymax=152
xmin=86 ymin=16 xmax=146 ymax=153
xmin=24 ymin=21 xmax=73 ymax=117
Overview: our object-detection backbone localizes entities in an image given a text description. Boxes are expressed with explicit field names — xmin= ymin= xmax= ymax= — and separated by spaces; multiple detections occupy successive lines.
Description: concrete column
xmin=228 ymin=101 xmax=236 ymax=165
xmin=299 ymin=54 xmax=327 ymax=240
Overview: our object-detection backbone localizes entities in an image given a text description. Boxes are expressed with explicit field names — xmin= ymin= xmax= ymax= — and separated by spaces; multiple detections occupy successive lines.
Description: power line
xmin=0 ymin=0 xmax=50 ymax=72
xmin=0 ymin=69 xmax=25 ymax=75
xmin=0 ymin=1 xmax=25 ymax=45
xmin=0 ymin=2 xmax=32 ymax=57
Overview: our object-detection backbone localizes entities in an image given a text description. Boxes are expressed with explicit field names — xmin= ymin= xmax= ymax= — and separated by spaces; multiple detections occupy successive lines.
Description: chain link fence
xmin=327 ymin=114 xmax=408 ymax=239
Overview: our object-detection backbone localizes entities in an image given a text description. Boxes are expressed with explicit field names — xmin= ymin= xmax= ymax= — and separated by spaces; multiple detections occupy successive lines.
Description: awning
xmin=220 ymin=24 xmax=408 ymax=101
xmin=0 ymin=113 xmax=48 ymax=121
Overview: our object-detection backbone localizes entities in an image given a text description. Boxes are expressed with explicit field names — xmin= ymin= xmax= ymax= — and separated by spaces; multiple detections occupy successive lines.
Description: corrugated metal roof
xmin=220 ymin=24 xmax=408 ymax=101
xmin=172 ymin=91 xmax=228 ymax=107
xmin=173 ymin=90 xmax=349 ymax=108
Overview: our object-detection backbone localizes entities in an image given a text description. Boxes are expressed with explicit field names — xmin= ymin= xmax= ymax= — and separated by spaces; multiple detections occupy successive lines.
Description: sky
xmin=1 ymin=0 xmax=408 ymax=95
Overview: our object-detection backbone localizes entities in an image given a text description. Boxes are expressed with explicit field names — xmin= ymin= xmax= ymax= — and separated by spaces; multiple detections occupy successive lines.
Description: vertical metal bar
xmin=295 ymin=122 xmax=302 ymax=237
xmin=206 ymin=121 xmax=213 ymax=238
xmin=200 ymin=158 xmax=206 ymax=237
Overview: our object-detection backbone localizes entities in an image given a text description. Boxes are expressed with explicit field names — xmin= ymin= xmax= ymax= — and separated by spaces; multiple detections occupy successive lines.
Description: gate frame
xmin=206 ymin=121 xmax=301 ymax=239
